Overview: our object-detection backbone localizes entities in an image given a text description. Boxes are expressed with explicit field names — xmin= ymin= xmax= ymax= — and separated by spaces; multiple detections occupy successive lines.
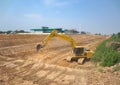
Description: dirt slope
xmin=0 ymin=34 xmax=119 ymax=85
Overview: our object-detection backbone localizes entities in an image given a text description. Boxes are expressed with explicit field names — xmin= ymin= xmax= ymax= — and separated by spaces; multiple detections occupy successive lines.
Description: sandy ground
xmin=0 ymin=34 xmax=120 ymax=85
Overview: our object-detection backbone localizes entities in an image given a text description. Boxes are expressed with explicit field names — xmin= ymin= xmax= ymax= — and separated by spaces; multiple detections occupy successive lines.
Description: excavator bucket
xmin=36 ymin=44 xmax=42 ymax=52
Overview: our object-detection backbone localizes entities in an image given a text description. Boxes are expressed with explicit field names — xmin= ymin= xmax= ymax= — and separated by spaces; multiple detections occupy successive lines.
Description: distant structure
xmin=64 ymin=29 xmax=79 ymax=34
xmin=31 ymin=27 xmax=63 ymax=34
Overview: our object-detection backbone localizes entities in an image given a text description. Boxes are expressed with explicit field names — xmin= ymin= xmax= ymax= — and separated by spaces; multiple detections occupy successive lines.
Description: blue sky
xmin=0 ymin=0 xmax=120 ymax=34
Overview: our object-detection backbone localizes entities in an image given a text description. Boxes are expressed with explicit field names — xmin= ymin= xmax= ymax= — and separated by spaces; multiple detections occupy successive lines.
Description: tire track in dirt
xmin=0 ymin=55 xmax=88 ymax=85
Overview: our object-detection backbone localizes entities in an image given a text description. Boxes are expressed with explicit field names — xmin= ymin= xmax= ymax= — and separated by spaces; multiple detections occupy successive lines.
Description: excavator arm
xmin=36 ymin=29 xmax=76 ymax=51
xmin=55 ymin=32 xmax=77 ymax=48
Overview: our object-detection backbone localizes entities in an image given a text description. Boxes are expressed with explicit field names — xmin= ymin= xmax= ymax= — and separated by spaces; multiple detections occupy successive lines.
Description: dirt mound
xmin=0 ymin=34 xmax=46 ymax=48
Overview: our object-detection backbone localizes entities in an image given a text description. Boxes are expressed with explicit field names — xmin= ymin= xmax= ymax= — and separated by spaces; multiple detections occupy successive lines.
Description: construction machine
xmin=36 ymin=29 xmax=94 ymax=64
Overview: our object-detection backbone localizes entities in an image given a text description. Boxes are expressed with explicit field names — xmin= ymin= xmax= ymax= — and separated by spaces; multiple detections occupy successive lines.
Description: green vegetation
xmin=92 ymin=32 xmax=120 ymax=67
xmin=110 ymin=32 xmax=120 ymax=42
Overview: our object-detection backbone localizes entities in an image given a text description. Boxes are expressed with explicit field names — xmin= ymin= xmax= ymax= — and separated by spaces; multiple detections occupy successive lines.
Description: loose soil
xmin=0 ymin=34 xmax=119 ymax=85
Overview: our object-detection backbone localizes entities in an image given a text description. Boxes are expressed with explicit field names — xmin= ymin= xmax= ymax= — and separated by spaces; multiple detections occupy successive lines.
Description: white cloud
xmin=43 ymin=0 xmax=69 ymax=7
xmin=43 ymin=0 xmax=55 ymax=5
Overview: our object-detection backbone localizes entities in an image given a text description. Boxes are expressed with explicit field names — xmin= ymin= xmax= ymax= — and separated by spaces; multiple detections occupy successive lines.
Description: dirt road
xmin=0 ymin=34 xmax=119 ymax=85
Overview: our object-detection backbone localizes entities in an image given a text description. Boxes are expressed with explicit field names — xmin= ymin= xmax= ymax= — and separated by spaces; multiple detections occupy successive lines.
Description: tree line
xmin=0 ymin=30 xmax=29 ymax=34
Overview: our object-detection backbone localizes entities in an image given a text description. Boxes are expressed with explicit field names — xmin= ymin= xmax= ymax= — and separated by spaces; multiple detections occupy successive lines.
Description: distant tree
xmin=0 ymin=31 xmax=5 ymax=34
xmin=81 ymin=31 xmax=86 ymax=34
xmin=117 ymin=32 xmax=120 ymax=38
xmin=19 ymin=30 xmax=25 ymax=33
xmin=6 ymin=30 xmax=12 ymax=34
xmin=14 ymin=30 xmax=29 ymax=33
xmin=64 ymin=29 xmax=79 ymax=34
xmin=70 ymin=29 xmax=79 ymax=33
xmin=14 ymin=30 xmax=18 ymax=33
xmin=95 ymin=33 xmax=101 ymax=35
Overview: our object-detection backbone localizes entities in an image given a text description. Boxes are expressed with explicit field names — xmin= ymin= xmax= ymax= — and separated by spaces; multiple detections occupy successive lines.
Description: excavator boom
xmin=37 ymin=29 xmax=76 ymax=51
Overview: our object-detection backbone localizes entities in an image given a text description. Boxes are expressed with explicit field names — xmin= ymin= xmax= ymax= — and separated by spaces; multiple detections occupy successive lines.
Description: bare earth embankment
xmin=0 ymin=34 xmax=120 ymax=85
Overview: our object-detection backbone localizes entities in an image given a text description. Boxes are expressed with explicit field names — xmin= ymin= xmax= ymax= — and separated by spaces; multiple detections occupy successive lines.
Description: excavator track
xmin=77 ymin=58 xmax=86 ymax=64
xmin=66 ymin=56 xmax=86 ymax=64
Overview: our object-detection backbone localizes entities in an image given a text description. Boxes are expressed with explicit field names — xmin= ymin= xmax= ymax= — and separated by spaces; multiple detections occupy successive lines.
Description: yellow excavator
xmin=36 ymin=29 xmax=94 ymax=64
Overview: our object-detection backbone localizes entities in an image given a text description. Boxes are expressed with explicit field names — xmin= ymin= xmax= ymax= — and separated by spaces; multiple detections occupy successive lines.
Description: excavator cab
xmin=73 ymin=46 xmax=84 ymax=56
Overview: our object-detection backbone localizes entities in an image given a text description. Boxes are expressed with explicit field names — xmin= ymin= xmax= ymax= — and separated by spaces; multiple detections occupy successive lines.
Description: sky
xmin=0 ymin=0 xmax=120 ymax=34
